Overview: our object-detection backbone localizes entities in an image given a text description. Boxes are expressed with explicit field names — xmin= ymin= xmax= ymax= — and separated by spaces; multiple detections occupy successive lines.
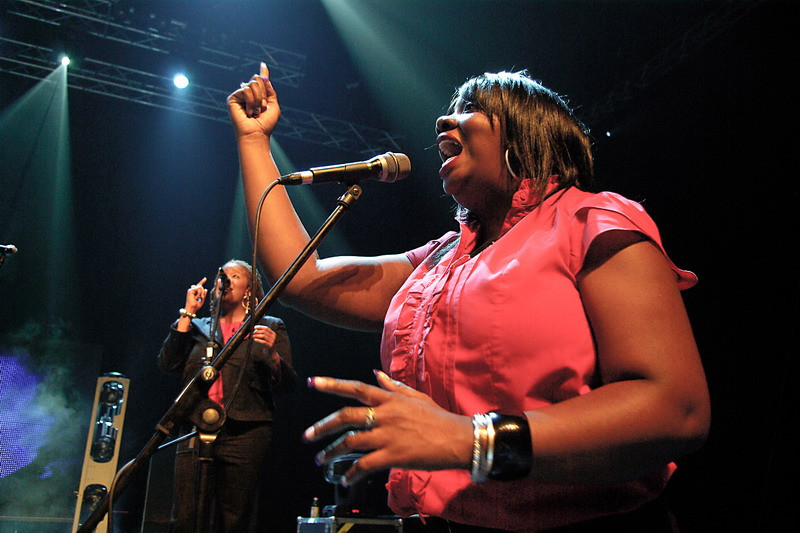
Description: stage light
xmin=60 ymin=55 xmax=71 ymax=66
xmin=173 ymin=73 xmax=189 ymax=89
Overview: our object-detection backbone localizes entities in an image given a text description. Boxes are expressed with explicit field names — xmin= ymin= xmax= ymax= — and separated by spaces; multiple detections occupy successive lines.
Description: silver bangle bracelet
xmin=470 ymin=413 xmax=496 ymax=483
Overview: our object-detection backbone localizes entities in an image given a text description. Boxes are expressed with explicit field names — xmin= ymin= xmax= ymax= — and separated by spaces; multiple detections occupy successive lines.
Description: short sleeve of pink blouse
xmin=405 ymin=231 xmax=459 ymax=269
xmin=570 ymin=191 xmax=697 ymax=289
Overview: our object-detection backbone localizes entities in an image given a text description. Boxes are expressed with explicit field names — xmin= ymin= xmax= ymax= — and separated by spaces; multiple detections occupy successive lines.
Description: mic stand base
xmin=194 ymin=431 xmax=219 ymax=533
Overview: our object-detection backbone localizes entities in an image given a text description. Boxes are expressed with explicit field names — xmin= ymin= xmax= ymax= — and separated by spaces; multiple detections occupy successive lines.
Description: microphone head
xmin=375 ymin=152 xmax=411 ymax=183
xmin=218 ymin=268 xmax=231 ymax=289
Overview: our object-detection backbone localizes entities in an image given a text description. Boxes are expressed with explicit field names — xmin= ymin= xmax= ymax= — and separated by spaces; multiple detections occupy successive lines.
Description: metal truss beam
xmin=5 ymin=0 xmax=307 ymax=87
xmin=585 ymin=0 xmax=768 ymax=125
xmin=0 ymin=37 xmax=402 ymax=156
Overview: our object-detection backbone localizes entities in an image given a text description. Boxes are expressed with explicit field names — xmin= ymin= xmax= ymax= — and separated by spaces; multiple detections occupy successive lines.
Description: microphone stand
xmin=76 ymin=183 xmax=364 ymax=532
xmin=192 ymin=268 xmax=226 ymax=533
xmin=207 ymin=267 xmax=227 ymax=358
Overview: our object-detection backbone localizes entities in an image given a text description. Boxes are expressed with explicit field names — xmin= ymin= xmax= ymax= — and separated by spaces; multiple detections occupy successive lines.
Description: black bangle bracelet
xmin=486 ymin=412 xmax=532 ymax=481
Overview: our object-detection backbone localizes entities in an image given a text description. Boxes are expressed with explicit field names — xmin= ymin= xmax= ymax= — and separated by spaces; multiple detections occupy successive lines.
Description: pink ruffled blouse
xmin=380 ymin=181 xmax=697 ymax=532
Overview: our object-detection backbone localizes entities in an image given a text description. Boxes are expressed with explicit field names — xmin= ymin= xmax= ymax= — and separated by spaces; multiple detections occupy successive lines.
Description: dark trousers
xmin=171 ymin=419 xmax=272 ymax=533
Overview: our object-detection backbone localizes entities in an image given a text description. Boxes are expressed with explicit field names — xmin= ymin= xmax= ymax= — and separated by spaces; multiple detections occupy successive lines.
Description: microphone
xmin=1 ymin=244 xmax=18 ymax=254
xmin=278 ymin=152 xmax=411 ymax=186
xmin=218 ymin=269 xmax=231 ymax=291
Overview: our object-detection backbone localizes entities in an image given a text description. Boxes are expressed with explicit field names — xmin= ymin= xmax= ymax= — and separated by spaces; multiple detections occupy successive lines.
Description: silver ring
xmin=364 ymin=407 xmax=377 ymax=429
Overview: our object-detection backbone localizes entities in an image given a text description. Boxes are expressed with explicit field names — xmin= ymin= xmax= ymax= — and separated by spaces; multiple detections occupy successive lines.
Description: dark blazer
xmin=158 ymin=316 xmax=295 ymax=422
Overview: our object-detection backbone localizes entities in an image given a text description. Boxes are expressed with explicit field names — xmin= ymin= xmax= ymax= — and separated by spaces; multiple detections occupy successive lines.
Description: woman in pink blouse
xmin=228 ymin=65 xmax=710 ymax=532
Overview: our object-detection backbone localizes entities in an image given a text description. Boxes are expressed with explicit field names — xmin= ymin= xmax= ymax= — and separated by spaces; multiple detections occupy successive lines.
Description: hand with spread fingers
xmin=303 ymin=370 xmax=473 ymax=488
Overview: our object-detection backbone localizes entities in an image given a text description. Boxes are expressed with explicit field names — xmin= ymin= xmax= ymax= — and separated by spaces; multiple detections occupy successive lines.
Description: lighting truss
xmin=584 ymin=0 xmax=767 ymax=126
xmin=4 ymin=0 xmax=306 ymax=87
xmin=0 ymin=38 xmax=402 ymax=155
xmin=1 ymin=0 xmax=403 ymax=155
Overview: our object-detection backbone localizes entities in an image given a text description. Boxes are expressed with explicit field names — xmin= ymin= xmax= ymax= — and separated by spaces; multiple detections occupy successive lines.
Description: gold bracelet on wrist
xmin=179 ymin=308 xmax=197 ymax=319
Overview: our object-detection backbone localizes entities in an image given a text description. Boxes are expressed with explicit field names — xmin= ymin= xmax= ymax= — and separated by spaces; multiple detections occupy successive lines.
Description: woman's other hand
xmin=252 ymin=324 xmax=277 ymax=348
xmin=303 ymin=371 xmax=473 ymax=487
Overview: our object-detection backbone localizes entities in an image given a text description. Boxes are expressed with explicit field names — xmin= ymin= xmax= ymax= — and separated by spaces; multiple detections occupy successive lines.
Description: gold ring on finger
xmin=364 ymin=407 xmax=377 ymax=430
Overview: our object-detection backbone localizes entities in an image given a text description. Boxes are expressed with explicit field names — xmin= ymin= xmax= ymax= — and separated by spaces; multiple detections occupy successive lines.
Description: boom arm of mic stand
xmin=77 ymin=184 xmax=363 ymax=532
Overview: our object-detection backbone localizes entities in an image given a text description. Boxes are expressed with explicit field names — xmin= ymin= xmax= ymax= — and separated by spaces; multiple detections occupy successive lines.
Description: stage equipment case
xmin=297 ymin=516 xmax=403 ymax=532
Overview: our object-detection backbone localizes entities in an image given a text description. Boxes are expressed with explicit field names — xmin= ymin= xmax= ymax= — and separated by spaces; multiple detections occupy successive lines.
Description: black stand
xmin=192 ymin=267 xmax=226 ymax=532
xmin=76 ymin=184 xmax=364 ymax=532
xmin=194 ymin=431 xmax=218 ymax=533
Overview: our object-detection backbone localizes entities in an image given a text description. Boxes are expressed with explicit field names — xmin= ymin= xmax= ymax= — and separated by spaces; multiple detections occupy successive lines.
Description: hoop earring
xmin=242 ymin=293 xmax=251 ymax=314
xmin=505 ymin=148 xmax=520 ymax=182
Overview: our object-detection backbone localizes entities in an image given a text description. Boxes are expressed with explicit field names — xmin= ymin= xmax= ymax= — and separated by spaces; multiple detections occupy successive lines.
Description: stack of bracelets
xmin=178 ymin=308 xmax=197 ymax=319
xmin=471 ymin=412 xmax=533 ymax=482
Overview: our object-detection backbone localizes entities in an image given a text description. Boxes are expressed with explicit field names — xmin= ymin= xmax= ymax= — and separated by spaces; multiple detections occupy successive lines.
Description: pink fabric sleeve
xmin=404 ymin=231 xmax=459 ymax=268
xmin=572 ymin=192 xmax=698 ymax=290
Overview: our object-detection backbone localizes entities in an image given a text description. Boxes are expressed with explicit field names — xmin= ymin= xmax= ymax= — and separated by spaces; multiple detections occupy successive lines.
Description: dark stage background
xmin=1 ymin=1 xmax=796 ymax=531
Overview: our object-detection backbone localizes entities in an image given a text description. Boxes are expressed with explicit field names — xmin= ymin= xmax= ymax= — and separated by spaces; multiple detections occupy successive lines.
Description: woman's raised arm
xmin=227 ymin=64 xmax=413 ymax=331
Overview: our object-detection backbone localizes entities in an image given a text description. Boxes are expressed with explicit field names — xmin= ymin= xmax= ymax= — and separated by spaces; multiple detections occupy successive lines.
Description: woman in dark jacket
xmin=158 ymin=259 xmax=295 ymax=532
